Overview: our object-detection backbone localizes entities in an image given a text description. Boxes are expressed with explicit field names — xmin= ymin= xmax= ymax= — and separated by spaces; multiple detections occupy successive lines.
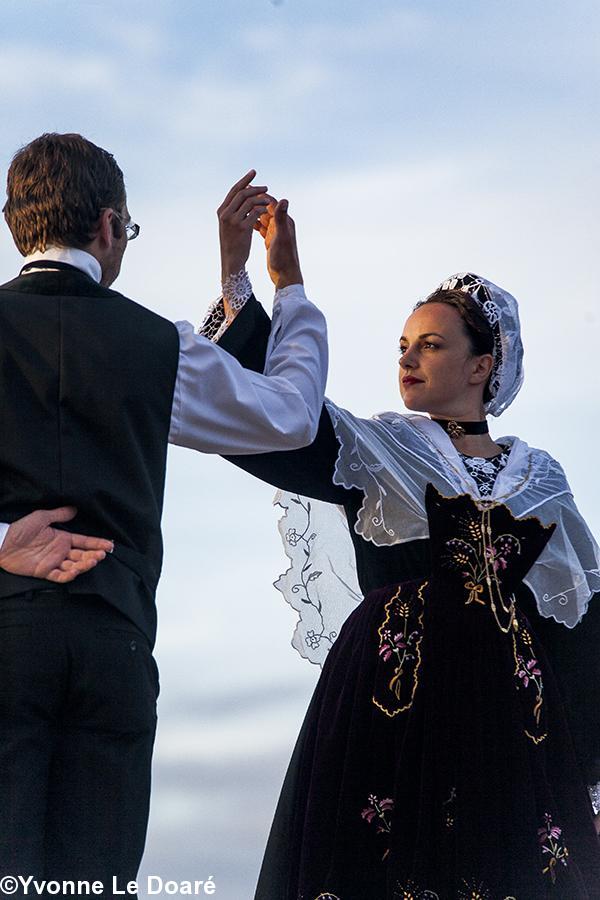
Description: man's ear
xmin=95 ymin=208 xmax=118 ymax=248
xmin=110 ymin=216 xmax=123 ymax=240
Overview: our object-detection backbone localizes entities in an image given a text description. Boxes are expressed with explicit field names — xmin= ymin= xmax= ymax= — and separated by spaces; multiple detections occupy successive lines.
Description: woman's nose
xmin=400 ymin=347 xmax=418 ymax=368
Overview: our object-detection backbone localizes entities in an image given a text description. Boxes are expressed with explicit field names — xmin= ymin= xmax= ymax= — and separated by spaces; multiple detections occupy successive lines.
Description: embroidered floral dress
xmin=253 ymin=480 xmax=600 ymax=900
xmin=209 ymin=296 xmax=600 ymax=900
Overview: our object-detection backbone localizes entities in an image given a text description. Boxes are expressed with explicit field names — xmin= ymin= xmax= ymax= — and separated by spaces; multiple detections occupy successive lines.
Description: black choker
xmin=431 ymin=418 xmax=489 ymax=439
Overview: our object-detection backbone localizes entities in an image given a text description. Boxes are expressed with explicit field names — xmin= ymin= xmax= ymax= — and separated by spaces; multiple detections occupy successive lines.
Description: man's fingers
xmin=259 ymin=209 xmax=272 ymax=228
xmin=53 ymin=549 xmax=107 ymax=577
xmin=67 ymin=548 xmax=107 ymax=563
xmin=44 ymin=506 xmax=78 ymax=526
xmin=218 ymin=170 xmax=257 ymax=212
xmin=46 ymin=555 xmax=101 ymax=583
xmin=46 ymin=569 xmax=76 ymax=584
xmin=69 ymin=534 xmax=114 ymax=552
xmin=274 ymin=198 xmax=290 ymax=225
xmin=65 ymin=552 xmax=106 ymax=567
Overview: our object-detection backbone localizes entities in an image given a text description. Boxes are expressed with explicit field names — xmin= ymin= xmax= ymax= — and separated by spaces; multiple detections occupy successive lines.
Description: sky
xmin=1 ymin=1 xmax=599 ymax=896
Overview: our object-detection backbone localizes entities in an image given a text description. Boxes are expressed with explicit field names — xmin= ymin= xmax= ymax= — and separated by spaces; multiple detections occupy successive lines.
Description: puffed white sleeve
xmin=168 ymin=284 xmax=328 ymax=455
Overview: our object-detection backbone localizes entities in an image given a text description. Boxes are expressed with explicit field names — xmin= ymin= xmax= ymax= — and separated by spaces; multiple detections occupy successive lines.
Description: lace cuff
xmin=197 ymin=268 xmax=253 ymax=342
xmin=589 ymin=783 xmax=600 ymax=816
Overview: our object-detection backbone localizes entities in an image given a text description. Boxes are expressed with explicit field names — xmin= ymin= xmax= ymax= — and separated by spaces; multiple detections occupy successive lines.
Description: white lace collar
xmin=401 ymin=414 xmax=529 ymax=503
xmin=323 ymin=400 xmax=600 ymax=628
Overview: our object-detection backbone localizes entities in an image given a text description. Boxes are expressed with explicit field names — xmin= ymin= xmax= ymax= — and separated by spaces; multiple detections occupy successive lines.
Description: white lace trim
xmin=457 ymin=446 xmax=511 ymax=498
xmin=222 ymin=267 xmax=253 ymax=308
xmin=197 ymin=268 xmax=253 ymax=342
xmin=272 ymin=401 xmax=600 ymax=669
xmin=274 ymin=491 xmax=361 ymax=666
xmin=432 ymin=273 xmax=524 ymax=417
xmin=589 ymin=782 xmax=600 ymax=816
xmin=326 ymin=400 xmax=600 ymax=629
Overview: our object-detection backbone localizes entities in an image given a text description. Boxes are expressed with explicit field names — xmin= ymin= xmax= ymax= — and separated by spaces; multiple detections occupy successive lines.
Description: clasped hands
xmin=218 ymin=169 xmax=303 ymax=301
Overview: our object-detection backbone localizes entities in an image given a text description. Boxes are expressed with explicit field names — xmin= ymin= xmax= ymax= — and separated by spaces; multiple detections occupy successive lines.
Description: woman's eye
xmin=398 ymin=343 xmax=439 ymax=355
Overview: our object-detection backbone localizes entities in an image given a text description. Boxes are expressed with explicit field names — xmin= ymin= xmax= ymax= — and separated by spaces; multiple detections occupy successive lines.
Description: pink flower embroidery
xmin=538 ymin=813 xmax=569 ymax=883
xmin=485 ymin=544 xmax=508 ymax=572
xmin=361 ymin=794 xmax=394 ymax=834
xmin=516 ymin=655 xmax=542 ymax=688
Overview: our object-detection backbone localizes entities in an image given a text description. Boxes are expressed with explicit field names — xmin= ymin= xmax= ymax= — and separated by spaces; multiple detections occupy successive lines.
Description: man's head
xmin=4 ymin=133 xmax=130 ymax=286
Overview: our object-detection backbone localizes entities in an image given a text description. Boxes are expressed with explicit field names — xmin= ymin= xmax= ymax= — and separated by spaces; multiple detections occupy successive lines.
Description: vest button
xmin=130 ymin=640 xmax=137 ymax=651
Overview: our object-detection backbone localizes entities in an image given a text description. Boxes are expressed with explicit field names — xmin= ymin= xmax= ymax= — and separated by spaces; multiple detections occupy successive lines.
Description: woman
xmin=203 ymin=220 xmax=600 ymax=897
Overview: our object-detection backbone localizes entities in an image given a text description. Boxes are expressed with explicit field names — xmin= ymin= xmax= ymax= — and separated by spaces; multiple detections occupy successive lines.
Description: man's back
xmin=0 ymin=263 xmax=180 ymax=642
xmin=0 ymin=133 xmax=328 ymax=887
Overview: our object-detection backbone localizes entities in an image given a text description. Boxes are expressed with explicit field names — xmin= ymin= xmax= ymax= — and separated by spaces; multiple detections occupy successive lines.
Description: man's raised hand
xmin=256 ymin=198 xmax=303 ymax=291
xmin=0 ymin=507 xmax=114 ymax=584
xmin=218 ymin=170 xmax=273 ymax=282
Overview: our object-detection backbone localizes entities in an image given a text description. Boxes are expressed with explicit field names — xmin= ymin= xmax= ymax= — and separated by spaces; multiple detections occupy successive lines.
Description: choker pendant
xmin=431 ymin=418 xmax=489 ymax=438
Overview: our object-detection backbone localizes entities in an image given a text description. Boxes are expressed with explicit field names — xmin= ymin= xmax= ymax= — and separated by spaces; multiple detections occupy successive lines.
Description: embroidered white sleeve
xmin=274 ymin=490 xmax=361 ymax=666
xmin=0 ymin=522 xmax=9 ymax=551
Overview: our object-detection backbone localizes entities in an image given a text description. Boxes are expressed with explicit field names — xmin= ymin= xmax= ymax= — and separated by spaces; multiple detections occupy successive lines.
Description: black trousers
xmin=0 ymin=589 xmax=158 ymax=894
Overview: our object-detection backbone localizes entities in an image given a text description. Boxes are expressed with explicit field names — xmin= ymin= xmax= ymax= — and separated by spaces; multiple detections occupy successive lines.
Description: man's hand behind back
xmin=0 ymin=507 xmax=114 ymax=583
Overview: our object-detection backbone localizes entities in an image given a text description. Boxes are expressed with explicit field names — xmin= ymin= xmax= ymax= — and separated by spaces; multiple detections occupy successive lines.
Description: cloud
xmin=242 ymin=8 xmax=435 ymax=54
xmin=0 ymin=45 xmax=117 ymax=97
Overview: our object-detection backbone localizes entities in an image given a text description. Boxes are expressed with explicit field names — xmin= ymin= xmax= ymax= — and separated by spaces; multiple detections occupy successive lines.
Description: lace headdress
xmin=432 ymin=272 xmax=524 ymax=417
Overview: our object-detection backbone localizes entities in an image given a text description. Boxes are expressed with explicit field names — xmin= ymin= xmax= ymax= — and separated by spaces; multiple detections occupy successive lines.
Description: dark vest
xmin=0 ymin=265 xmax=181 ymax=645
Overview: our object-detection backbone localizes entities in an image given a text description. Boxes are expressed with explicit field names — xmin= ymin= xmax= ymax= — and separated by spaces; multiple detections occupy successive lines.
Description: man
xmin=0 ymin=133 xmax=327 ymax=890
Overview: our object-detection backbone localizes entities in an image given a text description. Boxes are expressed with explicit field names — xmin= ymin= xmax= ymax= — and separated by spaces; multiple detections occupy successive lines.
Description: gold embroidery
xmin=464 ymin=580 xmax=485 ymax=605
xmin=513 ymin=614 xmax=547 ymax=744
xmin=373 ymin=582 xmax=426 ymax=717
xmin=525 ymin=729 xmax=547 ymax=745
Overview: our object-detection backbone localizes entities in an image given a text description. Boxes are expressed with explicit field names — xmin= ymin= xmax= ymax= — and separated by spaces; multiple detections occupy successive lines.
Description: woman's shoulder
xmin=499 ymin=434 xmax=568 ymax=475
xmin=325 ymin=399 xmax=426 ymax=434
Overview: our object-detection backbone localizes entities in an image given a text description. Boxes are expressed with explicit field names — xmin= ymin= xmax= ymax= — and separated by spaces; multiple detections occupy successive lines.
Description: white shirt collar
xmin=23 ymin=247 xmax=102 ymax=284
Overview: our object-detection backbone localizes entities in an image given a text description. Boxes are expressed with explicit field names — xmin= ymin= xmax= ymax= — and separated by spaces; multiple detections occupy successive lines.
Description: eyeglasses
xmin=113 ymin=210 xmax=140 ymax=241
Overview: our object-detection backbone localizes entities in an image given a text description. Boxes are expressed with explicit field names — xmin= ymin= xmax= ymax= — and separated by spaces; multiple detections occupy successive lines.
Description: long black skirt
xmin=254 ymin=574 xmax=600 ymax=899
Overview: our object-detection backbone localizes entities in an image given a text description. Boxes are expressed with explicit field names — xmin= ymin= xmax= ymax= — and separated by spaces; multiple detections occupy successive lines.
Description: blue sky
xmin=1 ymin=1 xmax=599 ymax=896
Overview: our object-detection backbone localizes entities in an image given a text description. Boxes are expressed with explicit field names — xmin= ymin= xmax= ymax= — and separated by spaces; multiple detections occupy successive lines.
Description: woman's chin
xmin=400 ymin=392 xmax=431 ymax=414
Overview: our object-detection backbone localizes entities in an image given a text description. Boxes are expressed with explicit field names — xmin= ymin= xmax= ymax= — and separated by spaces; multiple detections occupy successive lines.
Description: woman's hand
xmin=217 ymin=170 xmax=273 ymax=282
xmin=256 ymin=199 xmax=303 ymax=290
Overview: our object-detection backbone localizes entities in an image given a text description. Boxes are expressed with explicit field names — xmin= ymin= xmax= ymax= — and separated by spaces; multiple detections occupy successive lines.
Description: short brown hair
xmin=413 ymin=289 xmax=495 ymax=404
xmin=3 ymin=133 xmax=126 ymax=254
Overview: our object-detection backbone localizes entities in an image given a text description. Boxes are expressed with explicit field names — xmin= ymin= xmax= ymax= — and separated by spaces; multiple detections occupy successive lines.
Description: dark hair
xmin=413 ymin=289 xmax=495 ymax=404
xmin=3 ymin=132 xmax=126 ymax=254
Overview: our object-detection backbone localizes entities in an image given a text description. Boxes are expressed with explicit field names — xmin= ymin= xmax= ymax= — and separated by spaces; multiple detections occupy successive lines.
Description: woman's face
xmin=398 ymin=302 xmax=492 ymax=417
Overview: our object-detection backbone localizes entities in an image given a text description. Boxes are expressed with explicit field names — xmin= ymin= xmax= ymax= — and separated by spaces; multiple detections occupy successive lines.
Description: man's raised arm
xmin=0 ymin=175 xmax=329 ymax=575
xmin=167 ymin=182 xmax=328 ymax=455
